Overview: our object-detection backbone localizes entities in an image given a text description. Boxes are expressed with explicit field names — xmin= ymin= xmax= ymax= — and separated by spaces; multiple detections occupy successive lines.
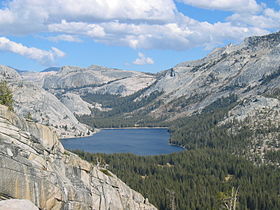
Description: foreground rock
xmin=0 ymin=105 xmax=157 ymax=210
xmin=0 ymin=199 xmax=39 ymax=210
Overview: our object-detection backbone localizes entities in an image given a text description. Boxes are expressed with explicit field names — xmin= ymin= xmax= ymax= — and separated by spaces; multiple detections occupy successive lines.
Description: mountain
xmin=0 ymin=104 xmax=156 ymax=210
xmin=136 ymin=31 xmax=280 ymax=121
xmin=43 ymin=65 xmax=156 ymax=96
xmin=41 ymin=67 xmax=60 ymax=72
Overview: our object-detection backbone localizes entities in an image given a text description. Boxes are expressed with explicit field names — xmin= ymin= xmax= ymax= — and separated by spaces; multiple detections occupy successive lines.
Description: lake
xmin=61 ymin=128 xmax=183 ymax=155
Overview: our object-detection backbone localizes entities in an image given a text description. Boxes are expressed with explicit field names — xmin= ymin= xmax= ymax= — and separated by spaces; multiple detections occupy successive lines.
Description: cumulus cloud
xmin=264 ymin=8 xmax=280 ymax=19
xmin=0 ymin=0 xmax=176 ymax=35
xmin=96 ymin=17 xmax=267 ymax=50
xmin=133 ymin=53 xmax=154 ymax=65
xmin=227 ymin=7 xmax=280 ymax=30
xmin=0 ymin=37 xmax=65 ymax=65
xmin=48 ymin=34 xmax=82 ymax=42
xmin=0 ymin=0 xmax=277 ymax=54
xmin=48 ymin=20 xmax=106 ymax=38
xmin=177 ymin=0 xmax=261 ymax=13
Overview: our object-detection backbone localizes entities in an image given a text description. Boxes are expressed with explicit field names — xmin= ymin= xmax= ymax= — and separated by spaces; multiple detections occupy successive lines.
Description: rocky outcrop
xmin=0 ymin=104 xmax=157 ymax=210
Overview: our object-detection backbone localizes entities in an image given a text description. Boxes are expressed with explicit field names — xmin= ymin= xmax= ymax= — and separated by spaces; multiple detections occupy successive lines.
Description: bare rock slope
xmin=0 ymin=104 xmax=156 ymax=210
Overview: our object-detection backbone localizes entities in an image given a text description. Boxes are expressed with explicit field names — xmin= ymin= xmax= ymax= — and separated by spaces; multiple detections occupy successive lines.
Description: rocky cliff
xmin=0 ymin=104 xmax=156 ymax=210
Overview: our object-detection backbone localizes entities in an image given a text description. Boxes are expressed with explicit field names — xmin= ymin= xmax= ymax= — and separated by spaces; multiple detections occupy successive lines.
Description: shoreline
xmin=60 ymin=127 xmax=169 ymax=140
xmin=60 ymin=128 xmax=101 ymax=140
xmin=100 ymin=127 xmax=169 ymax=130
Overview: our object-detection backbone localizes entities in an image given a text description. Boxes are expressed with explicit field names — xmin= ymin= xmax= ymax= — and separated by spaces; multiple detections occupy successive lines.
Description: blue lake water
xmin=61 ymin=128 xmax=183 ymax=156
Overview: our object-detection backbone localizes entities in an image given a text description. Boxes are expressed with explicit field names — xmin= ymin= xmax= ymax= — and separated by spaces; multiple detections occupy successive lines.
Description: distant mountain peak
xmin=41 ymin=67 xmax=60 ymax=72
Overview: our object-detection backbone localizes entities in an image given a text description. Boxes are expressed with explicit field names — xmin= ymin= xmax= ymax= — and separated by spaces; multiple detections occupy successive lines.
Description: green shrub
xmin=99 ymin=169 xmax=112 ymax=177
xmin=0 ymin=81 xmax=13 ymax=111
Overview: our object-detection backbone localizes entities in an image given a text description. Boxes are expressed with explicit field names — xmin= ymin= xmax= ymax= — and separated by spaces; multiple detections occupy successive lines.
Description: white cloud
xmin=264 ymin=8 xmax=280 ymax=19
xmin=0 ymin=0 xmax=177 ymax=35
xmin=0 ymin=37 xmax=65 ymax=65
xmin=133 ymin=52 xmax=154 ymax=65
xmin=0 ymin=0 xmax=276 ymax=53
xmin=92 ymin=16 xmax=267 ymax=50
xmin=48 ymin=20 xmax=106 ymax=38
xmin=227 ymin=8 xmax=280 ymax=30
xmin=48 ymin=34 xmax=82 ymax=42
xmin=177 ymin=0 xmax=261 ymax=13
xmin=228 ymin=13 xmax=279 ymax=29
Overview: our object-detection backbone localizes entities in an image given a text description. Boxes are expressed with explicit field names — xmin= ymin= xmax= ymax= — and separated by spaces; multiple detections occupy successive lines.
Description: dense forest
xmin=73 ymin=149 xmax=280 ymax=210
xmin=168 ymin=95 xmax=253 ymax=153
xmin=75 ymin=91 xmax=280 ymax=209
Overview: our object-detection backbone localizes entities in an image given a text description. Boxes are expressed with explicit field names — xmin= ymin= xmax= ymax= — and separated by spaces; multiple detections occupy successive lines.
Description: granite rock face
xmin=0 ymin=105 xmax=157 ymax=210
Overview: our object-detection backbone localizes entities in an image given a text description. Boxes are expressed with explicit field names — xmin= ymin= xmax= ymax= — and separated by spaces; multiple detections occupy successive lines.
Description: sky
xmin=0 ymin=0 xmax=279 ymax=73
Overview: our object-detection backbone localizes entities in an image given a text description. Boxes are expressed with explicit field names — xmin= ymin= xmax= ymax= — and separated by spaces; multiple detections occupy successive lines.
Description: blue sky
xmin=0 ymin=0 xmax=279 ymax=73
